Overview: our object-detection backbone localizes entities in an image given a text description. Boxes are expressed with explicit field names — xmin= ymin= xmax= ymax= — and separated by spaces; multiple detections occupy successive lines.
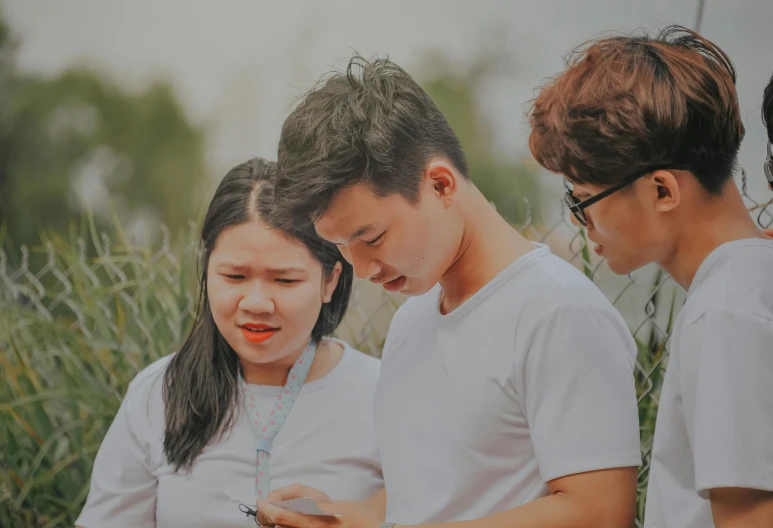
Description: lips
xmin=239 ymin=323 xmax=279 ymax=344
xmin=381 ymin=276 xmax=406 ymax=292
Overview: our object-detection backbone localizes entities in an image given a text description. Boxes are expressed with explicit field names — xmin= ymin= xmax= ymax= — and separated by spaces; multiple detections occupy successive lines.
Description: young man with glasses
xmin=530 ymin=26 xmax=773 ymax=528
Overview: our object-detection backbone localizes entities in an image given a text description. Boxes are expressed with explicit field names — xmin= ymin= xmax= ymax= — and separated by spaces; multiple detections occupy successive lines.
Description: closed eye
xmin=275 ymin=278 xmax=300 ymax=284
xmin=223 ymin=274 xmax=245 ymax=280
xmin=364 ymin=232 xmax=385 ymax=246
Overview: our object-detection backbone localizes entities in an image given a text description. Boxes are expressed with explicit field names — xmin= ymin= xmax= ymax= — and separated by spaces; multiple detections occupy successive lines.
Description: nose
xmin=238 ymin=281 xmax=275 ymax=314
xmin=348 ymin=247 xmax=382 ymax=280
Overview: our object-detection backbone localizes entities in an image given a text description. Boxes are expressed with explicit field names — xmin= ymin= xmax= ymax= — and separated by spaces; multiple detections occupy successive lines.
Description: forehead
xmin=314 ymin=183 xmax=408 ymax=242
xmin=210 ymin=219 xmax=313 ymax=267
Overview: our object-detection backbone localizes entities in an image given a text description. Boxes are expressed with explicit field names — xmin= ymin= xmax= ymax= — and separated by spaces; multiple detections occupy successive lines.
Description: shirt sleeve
xmin=680 ymin=309 xmax=773 ymax=495
xmin=516 ymin=304 xmax=642 ymax=482
xmin=76 ymin=378 xmax=158 ymax=527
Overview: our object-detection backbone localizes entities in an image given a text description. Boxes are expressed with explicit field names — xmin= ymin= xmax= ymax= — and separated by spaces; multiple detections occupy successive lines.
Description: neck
xmin=439 ymin=185 xmax=536 ymax=314
xmin=659 ymin=186 xmax=764 ymax=290
xmin=240 ymin=340 xmax=310 ymax=386
xmin=240 ymin=338 xmax=343 ymax=386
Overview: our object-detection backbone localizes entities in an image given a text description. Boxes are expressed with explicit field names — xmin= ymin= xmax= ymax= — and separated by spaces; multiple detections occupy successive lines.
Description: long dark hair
xmin=162 ymin=157 xmax=353 ymax=472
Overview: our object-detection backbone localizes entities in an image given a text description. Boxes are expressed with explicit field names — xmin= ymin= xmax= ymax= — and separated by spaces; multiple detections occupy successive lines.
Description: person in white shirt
xmin=255 ymin=54 xmax=641 ymax=528
xmin=76 ymin=158 xmax=383 ymax=528
xmin=528 ymin=25 xmax=773 ymax=528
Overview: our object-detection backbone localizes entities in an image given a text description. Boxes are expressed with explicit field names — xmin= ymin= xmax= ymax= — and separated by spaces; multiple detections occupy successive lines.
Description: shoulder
xmin=505 ymin=249 xmax=624 ymax=326
xmin=312 ymin=341 xmax=380 ymax=407
xmin=684 ymin=239 xmax=773 ymax=325
xmin=121 ymin=354 xmax=174 ymax=419
xmin=506 ymin=250 xmax=635 ymax=361
xmin=337 ymin=341 xmax=381 ymax=377
xmin=680 ymin=308 xmax=773 ymax=346
xmin=702 ymin=239 xmax=773 ymax=288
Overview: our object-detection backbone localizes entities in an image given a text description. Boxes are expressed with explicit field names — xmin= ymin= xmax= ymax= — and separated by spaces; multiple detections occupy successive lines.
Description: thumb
xmin=267 ymin=483 xmax=309 ymax=501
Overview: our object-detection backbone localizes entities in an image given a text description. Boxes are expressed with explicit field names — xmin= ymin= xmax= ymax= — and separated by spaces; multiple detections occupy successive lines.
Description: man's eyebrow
xmin=346 ymin=224 xmax=374 ymax=243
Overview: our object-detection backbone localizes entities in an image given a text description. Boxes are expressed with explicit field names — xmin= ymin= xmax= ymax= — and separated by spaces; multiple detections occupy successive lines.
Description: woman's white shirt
xmin=76 ymin=341 xmax=383 ymax=527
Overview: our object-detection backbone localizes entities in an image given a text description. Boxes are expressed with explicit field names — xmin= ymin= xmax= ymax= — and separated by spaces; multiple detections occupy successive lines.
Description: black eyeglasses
xmin=765 ymin=141 xmax=773 ymax=191
xmin=563 ymin=162 xmax=692 ymax=227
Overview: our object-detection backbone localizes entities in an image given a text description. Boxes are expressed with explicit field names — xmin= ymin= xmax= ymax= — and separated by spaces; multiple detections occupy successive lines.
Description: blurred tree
xmin=0 ymin=9 xmax=208 ymax=248
xmin=420 ymin=54 xmax=542 ymax=226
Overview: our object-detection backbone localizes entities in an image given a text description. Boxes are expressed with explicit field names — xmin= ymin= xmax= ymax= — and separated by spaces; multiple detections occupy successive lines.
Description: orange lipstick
xmin=240 ymin=323 xmax=278 ymax=344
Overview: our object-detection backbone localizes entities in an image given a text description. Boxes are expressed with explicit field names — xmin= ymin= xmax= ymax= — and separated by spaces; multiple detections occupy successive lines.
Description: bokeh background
xmin=1 ymin=1 xmax=772 ymax=526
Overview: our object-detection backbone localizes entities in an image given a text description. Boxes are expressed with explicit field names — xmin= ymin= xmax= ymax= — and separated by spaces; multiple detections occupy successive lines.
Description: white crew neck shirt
xmin=77 ymin=340 xmax=383 ymax=528
xmin=375 ymin=244 xmax=642 ymax=524
xmin=645 ymin=238 xmax=773 ymax=528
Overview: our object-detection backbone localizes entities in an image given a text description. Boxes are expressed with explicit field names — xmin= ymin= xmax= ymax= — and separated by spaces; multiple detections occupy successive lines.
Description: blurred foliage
xmin=420 ymin=54 xmax=542 ymax=226
xmin=1 ymin=220 xmax=201 ymax=527
xmin=0 ymin=10 xmax=209 ymax=250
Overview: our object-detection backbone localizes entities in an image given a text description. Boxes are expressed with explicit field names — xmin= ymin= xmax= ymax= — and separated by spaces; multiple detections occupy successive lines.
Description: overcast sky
xmin=5 ymin=0 xmax=773 ymax=201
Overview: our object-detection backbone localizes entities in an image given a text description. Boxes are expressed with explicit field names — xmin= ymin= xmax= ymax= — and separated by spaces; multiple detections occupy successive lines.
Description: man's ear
xmin=425 ymin=159 xmax=459 ymax=208
xmin=650 ymin=169 xmax=681 ymax=213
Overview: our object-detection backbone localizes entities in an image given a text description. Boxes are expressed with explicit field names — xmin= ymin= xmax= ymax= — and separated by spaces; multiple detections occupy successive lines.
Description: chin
xmin=606 ymin=255 xmax=648 ymax=276
xmin=399 ymin=278 xmax=436 ymax=297
xmin=234 ymin=350 xmax=272 ymax=365
xmin=233 ymin=344 xmax=282 ymax=364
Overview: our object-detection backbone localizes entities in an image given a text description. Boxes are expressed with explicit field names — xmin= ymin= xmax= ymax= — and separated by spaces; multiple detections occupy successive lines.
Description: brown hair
xmin=528 ymin=25 xmax=745 ymax=195
xmin=271 ymin=54 xmax=468 ymax=227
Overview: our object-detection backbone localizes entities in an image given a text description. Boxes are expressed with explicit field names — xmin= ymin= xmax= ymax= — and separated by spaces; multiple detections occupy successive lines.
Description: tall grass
xmin=1 ymin=220 xmax=199 ymax=526
xmin=2 ymin=222 xmax=670 ymax=526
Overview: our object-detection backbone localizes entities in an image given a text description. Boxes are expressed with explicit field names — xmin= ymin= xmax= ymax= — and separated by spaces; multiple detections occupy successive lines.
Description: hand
xmin=255 ymin=498 xmax=345 ymax=528
xmin=256 ymin=483 xmax=342 ymax=528
xmin=763 ymin=227 xmax=773 ymax=239
xmin=266 ymin=483 xmax=333 ymax=505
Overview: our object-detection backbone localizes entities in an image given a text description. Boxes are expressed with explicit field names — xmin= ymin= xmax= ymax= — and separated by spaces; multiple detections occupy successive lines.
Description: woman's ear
xmin=322 ymin=261 xmax=343 ymax=303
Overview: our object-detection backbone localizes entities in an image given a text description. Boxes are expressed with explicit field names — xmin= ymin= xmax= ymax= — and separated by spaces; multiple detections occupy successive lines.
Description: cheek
xmin=278 ymin=282 xmax=325 ymax=325
xmin=207 ymin=278 xmax=238 ymax=319
xmin=593 ymin=200 xmax=640 ymax=240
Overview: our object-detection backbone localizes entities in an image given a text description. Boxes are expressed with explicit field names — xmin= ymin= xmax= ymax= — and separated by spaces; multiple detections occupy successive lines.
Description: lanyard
xmin=240 ymin=342 xmax=316 ymax=498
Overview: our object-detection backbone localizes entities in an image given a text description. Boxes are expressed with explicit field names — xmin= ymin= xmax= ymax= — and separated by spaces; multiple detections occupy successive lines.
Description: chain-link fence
xmin=1 ymin=175 xmax=771 ymax=526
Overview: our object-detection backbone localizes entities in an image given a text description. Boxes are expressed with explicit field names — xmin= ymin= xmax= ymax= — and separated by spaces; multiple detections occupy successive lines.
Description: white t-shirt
xmin=375 ymin=244 xmax=642 ymax=524
xmin=644 ymin=238 xmax=773 ymax=528
xmin=76 ymin=340 xmax=384 ymax=528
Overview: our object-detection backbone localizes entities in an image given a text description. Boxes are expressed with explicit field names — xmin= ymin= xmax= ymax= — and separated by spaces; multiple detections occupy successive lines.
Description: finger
xmin=256 ymin=499 xmax=338 ymax=528
xmin=319 ymin=503 xmax=339 ymax=515
xmin=266 ymin=483 xmax=311 ymax=502
xmin=267 ymin=483 xmax=333 ymax=504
